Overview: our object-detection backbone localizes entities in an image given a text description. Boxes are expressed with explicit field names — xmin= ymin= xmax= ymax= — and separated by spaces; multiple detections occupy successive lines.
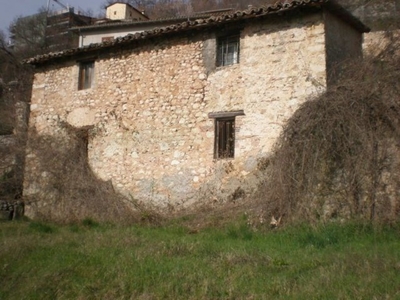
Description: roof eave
xmin=25 ymin=0 xmax=370 ymax=66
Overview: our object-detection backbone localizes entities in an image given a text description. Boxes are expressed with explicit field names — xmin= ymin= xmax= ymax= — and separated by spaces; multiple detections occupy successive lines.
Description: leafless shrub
xmin=24 ymin=125 xmax=143 ymax=224
xmin=0 ymin=34 xmax=33 ymax=203
xmin=263 ymin=43 xmax=400 ymax=223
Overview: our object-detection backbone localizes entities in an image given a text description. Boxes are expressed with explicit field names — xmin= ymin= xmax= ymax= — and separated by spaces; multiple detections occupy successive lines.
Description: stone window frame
xmin=209 ymin=110 xmax=245 ymax=159
xmin=216 ymin=32 xmax=240 ymax=67
xmin=78 ymin=60 xmax=95 ymax=90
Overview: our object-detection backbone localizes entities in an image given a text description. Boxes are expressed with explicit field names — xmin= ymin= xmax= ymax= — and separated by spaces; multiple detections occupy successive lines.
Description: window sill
xmin=77 ymin=87 xmax=94 ymax=92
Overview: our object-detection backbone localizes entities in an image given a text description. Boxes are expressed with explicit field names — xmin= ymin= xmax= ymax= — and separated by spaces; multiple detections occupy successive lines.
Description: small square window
xmin=217 ymin=33 xmax=240 ymax=67
xmin=215 ymin=118 xmax=235 ymax=159
xmin=78 ymin=61 xmax=94 ymax=90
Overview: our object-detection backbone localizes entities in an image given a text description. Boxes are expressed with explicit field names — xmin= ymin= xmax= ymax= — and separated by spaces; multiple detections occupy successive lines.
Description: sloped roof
xmin=25 ymin=0 xmax=370 ymax=66
xmin=69 ymin=8 xmax=234 ymax=32
xmin=105 ymin=1 xmax=150 ymax=20
xmin=105 ymin=1 xmax=136 ymax=9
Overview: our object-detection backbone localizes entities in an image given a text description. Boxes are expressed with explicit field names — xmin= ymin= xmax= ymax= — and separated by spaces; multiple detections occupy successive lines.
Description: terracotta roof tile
xmin=70 ymin=8 xmax=235 ymax=31
xmin=25 ymin=0 xmax=370 ymax=65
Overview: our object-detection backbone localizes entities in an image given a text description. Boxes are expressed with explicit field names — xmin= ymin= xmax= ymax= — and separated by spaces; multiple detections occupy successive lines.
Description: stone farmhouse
xmin=24 ymin=0 xmax=369 ymax=218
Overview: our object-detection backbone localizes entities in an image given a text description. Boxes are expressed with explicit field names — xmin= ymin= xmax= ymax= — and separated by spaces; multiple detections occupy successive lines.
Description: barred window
xmin=217 ymin=34 xmax=240 ymax=67
xmin=78 ymin=61 xmax=94 ymax=90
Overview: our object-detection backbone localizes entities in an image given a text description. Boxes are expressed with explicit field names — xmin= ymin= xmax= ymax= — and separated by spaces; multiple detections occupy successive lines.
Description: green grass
xmin=1 ymin=219 xmax=400 ymax=299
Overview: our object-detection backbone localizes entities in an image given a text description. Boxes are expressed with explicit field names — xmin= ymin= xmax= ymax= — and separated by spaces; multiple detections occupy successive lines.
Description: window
xmin=78 ymin=61 xmax=94 ymax=90
xmin=217 ymin=33 xmax=240 ymax=67
xmin=209 ymin=110 xmax=244 ymax=159
xmin=215 ymin=118 xmax=235 ymax=159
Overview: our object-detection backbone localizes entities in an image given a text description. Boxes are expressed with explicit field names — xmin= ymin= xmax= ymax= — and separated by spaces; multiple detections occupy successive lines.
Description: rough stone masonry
xmin=23 ymin=3 xmax=367 ymax=218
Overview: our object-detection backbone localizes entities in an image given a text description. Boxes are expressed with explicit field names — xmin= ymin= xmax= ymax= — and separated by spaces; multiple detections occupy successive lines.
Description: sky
xmin=0 ymin=0 xmax=106 ymax=39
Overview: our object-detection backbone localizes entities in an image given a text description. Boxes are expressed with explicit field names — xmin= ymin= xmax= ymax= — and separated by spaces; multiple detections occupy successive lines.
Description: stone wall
xmin=24 ymin=12 xmax=336 ymax=216
xmin=0 ymin=135 xmax=16 ymax=178
xmin=339 ymin=0 xmax=400 ymax=56
xmin=324 ymin=10 xmax=363 ymax=84
xmin=0 ymin=79 xmax=31 ymax=202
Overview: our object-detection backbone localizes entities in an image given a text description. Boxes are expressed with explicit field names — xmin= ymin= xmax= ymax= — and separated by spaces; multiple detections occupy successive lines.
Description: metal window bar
xmin=79 ymin=61 xmax=94 ymax=90
xmin=217 ymin=34 xmax=240 ymax=66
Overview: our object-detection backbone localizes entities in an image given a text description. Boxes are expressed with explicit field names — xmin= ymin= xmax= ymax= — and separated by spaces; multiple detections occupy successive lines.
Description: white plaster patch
xmin=67 ymin=107 xmax=97 ymax=128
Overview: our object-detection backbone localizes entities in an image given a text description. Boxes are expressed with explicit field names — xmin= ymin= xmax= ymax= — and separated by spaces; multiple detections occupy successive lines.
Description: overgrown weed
xmin=81 ymin=217 xmax=100 ymax=228
xmin=24 ymin=127 xmax=142 ymax=224
xmin=263 ymin=41 xmax=400 ymax=223
xmin=28 ymin=221 xmax=56 ymax=234
xmin=1 ymin=219 xmax=400 ymax=299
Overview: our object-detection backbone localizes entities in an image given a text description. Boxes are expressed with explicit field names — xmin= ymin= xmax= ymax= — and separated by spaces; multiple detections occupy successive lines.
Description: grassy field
xmin=1 ymin=217 xmax=400 ymax=299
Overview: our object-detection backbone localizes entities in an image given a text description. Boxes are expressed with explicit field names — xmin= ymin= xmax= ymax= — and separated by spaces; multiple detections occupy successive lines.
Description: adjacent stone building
xmin=24 ymin=0 xmax=369 ymax=218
